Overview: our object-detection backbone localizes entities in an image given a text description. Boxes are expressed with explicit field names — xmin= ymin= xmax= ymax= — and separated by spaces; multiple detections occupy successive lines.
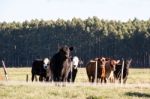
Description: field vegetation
xmin=0 ymin=68 xmax=150 ymax=99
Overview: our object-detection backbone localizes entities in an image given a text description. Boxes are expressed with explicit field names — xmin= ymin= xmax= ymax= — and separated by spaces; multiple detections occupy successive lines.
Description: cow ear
xmin=127 ymin=59 xmax=132 ymax=66
xmin=116 ymin=60 xmax=120 ymax=64
xmin=94 ymin=58 xmax=98 ymax=61
xmin=69 ymin=47 xmax=73 ymax=51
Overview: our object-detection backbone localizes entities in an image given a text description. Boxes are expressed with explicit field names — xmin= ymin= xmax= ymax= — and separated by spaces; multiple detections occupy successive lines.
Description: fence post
xmin=26 ymin=74 xmax=28 ymax=82
xmin=2 ymin=60 xmax=8 ymax=80
xmin=70 ymin=62 xmax=73 ymax=82
xmin=95 ymin=61 xmax=97 ymax=83
xmin=121 ymin=59 xmax=124 ymax=85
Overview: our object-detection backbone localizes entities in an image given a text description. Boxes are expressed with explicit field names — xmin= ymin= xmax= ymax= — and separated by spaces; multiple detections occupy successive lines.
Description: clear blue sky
xmin=0 ymin=0 xmax=150 ymax=22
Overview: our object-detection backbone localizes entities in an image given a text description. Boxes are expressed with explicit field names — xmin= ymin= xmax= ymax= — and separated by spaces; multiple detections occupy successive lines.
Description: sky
xmin=0 ymin=0 xmax=150 ymax=22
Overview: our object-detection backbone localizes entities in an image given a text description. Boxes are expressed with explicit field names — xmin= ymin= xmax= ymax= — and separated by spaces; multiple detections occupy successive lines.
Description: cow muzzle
xmin=43 ymin=64 xmax=48 ymax=69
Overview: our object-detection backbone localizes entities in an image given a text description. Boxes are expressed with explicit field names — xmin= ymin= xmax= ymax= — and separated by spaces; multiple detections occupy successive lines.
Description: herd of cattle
xmin=31 ymin=45 xmax=132 ymax=84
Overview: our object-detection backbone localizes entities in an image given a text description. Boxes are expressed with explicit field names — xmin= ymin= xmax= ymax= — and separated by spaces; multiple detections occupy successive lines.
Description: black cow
xmin=31 ymin=58 xmax=50 ymax=82
xmin=50 ymin=45 xmax=73 ymax=82
xmin=67 ymin=56 xmax=79 ymax=82
xmin=114 ymin=59 xmax=132 ymax=83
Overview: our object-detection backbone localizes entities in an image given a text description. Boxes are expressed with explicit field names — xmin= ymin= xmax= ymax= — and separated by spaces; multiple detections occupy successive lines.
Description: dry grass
xmin=0 ymin=67 xmax=150 ymax=99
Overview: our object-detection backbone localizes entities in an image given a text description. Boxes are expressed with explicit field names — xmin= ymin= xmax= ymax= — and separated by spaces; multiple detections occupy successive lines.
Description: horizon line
xmin=1 ymin=16 xmax=150 ymax=23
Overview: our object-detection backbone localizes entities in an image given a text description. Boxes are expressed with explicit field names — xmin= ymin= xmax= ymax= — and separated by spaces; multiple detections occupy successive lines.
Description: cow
xmin=101 ymin=58 xmax=120 ymax=83
xmin=31 ymin=58 xmax=50 ymax=82
xmin=86 ymin=57 xmax=120 ymax=83
xmin=49 ymin=45 xmax=73 ymax=82
xmin=67 ymin=56 xmax=80 ymax=82
xmin=114 ymin=59 xmax=132 ymax=84
xmin=86 ymin=57 xmax=105 ymax=83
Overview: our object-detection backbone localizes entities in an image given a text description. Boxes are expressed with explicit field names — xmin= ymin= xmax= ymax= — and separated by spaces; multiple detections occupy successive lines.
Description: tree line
xmin=0 ymin=17 xmax=150 ymax=67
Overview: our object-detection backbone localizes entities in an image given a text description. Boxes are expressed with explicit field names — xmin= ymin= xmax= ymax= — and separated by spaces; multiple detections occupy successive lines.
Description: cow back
xmin=32 ymin=59 xmax=46 ymax=76
xmin=86 ymin=61 xmax=97 ymax=77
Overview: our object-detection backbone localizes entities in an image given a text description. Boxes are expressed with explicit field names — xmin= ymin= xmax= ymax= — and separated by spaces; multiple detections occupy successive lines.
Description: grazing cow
xmin=114 ymin=59 xmax=132 ymax=83
xmin=31 ymin=58 xmax=50 ymax=82
xmin=67 ymin=56 xmax=80 ymax=82
xmin=86 ymin=57 xmax=105 ymax=83
xmin=100 ymin=58 xmax=120 ymax=83
xmin=50 ymin=45 xmax=73 ymax=82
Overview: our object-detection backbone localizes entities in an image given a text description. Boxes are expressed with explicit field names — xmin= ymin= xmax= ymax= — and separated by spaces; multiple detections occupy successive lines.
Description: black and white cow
xmin=67 ymin=56 xmax=80 ymax=82
xmin=49 ymin=45 xmax=73 ymax=82
xmin=31 ymin=58 xmax=50 ymax=82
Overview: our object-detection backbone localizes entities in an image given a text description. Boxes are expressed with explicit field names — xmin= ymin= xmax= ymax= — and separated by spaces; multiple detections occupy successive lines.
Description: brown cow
xmin=100 ymin=58 xmax=120 ymax=83
xmin=86 ymin=57 xmax=106 ymax=83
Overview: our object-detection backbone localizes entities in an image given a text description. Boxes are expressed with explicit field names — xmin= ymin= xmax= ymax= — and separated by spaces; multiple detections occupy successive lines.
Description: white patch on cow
xmin=101 ymin=57 xmax=106 ymax=62
xmin=44 ymin=58 xmax=49 ymax=64
xmin=43 ymin=58 xmax=50 ymax=69
xmin=72 ymin=56 xmax=79 ymax=69
xmin=115 ymin=60 xmax=120 ymax=64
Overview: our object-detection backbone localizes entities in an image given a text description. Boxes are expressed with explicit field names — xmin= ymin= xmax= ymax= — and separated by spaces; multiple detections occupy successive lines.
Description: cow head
xmin=72 ymin=56 xmax=79 ymax=69
xmin=96 ymin=57 xmax=107 ymax=69
xmin=110 ymin=60 xmax=120 ymax=71
xmin=59 ymin=46 xmax=73 ymax=58
xmin=99 ymin=57 xmax=107 ymax=67
xmin=43 ymin=58 xmax=50 ymax=69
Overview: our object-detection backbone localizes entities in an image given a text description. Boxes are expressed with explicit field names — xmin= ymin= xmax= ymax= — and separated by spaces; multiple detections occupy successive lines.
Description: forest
xmin=0 ymin=17 xmax=149 ymax=67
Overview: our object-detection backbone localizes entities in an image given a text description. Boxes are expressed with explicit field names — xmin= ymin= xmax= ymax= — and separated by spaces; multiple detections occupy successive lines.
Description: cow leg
xmin=101 ymin=77 xmax=105 ymax=83
xmin=49 ymin=73 xmax=53 ymax=82
xmin=104 ymin=78 xmax=107 ymax=83
xmin=67 ymin=71 xmax=71 ymax=82
xmin=123 ymin=77 xmax=128 ymax=84
xmin=35 ymin=76 xmax=38 ymax=81
xmin=100 ymin=77 xmax=103 ymax=83
xmin=61 ymin=66 xmax=70 ymax=82
xmin=92 ymin=76 xmax=95 ymax=83
xmin=87 ymin=75 xmax=91 ymax=82
xmin=64 ymin=69 xmax=70 ymax=82
xmin=46 ymin=77 xmax=49 ymax=81
xmin=119 ymin=78 xmax=121 ymax=83
xmin=87 ymin=76 xmax=90 ymax=82
xmin=39 ymin=76 xmax=43 ymax=82
xmin=31 ymin=74 xmax=35 ymax=82
xmin=72 ymin=69 xmax=78 ymax=82
xmin=46 ymin=67 xmax=53 ymax=82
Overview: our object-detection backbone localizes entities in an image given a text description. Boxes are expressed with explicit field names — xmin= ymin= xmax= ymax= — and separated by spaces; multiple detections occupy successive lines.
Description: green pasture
xmin=0 ymin=68 xmax=150 ymax=99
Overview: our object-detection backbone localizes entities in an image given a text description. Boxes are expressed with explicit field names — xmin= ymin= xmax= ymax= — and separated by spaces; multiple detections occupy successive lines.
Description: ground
xmin=0 ymin=68 xmax=150 ymax=99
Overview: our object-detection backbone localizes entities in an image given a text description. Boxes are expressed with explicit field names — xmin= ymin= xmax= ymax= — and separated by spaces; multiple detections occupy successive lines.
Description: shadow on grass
xmin=86 ymin=96 xmax=104 ymax=99
xmin=125 ymin=92 xmax=150 ymax=98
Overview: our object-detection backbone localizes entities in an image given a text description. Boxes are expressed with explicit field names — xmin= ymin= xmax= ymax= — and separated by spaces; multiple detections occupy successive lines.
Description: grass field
xmin=0 ymin=67 xmax=150 ymax=99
